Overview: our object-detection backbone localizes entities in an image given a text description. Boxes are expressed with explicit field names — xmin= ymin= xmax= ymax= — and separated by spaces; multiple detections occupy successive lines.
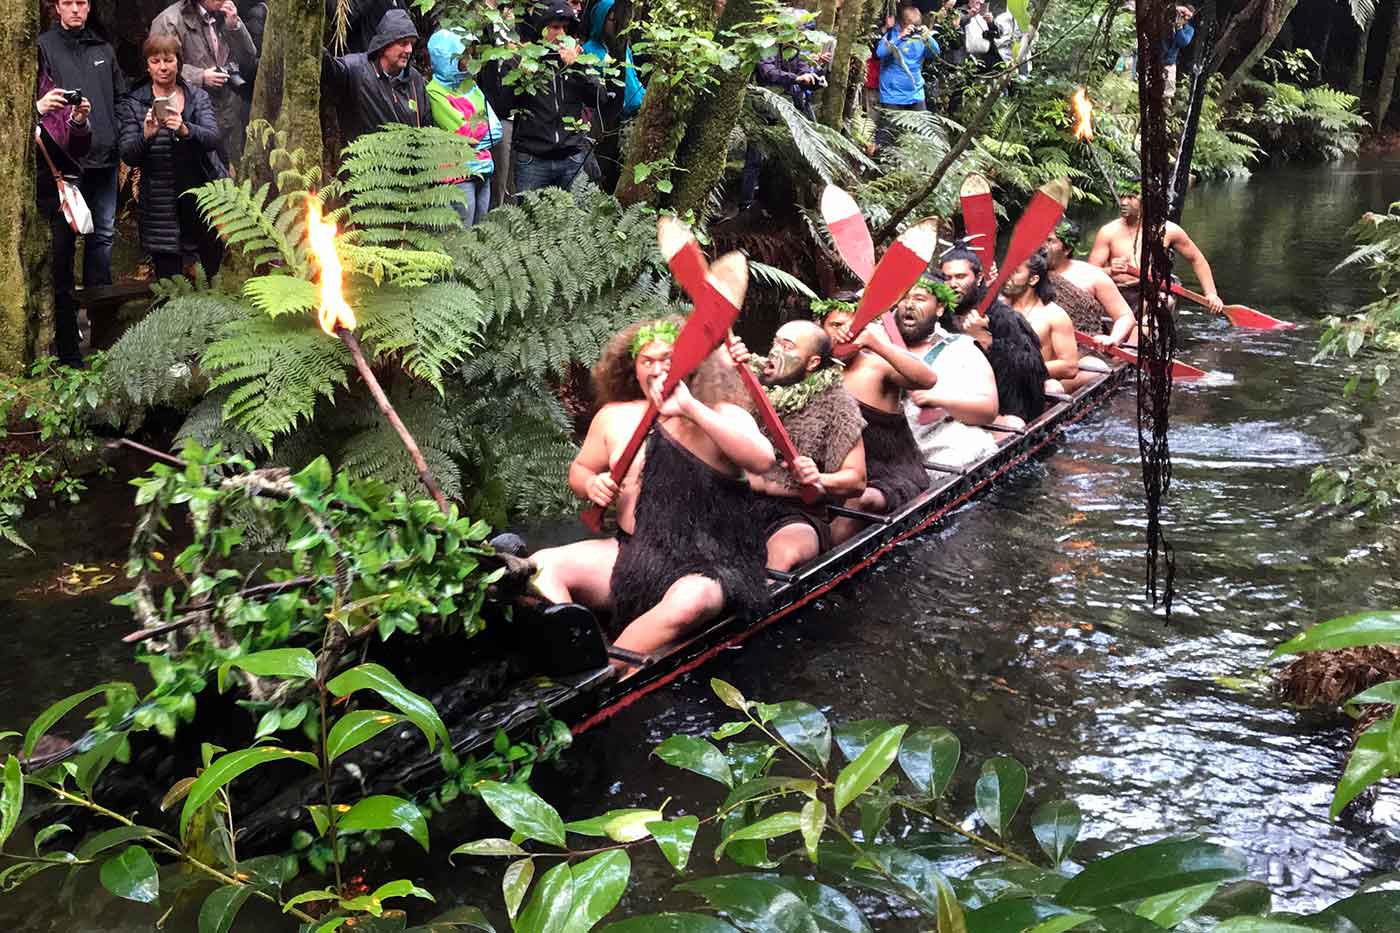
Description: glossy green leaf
xmin=478 ymin=781 xmax=566 ymax=847
xmin=935 ymin=872 xmax=967 ymax=933
xmin=450 ymin=838 xmax=528 ymax=859
xmin=32 ymin=823 xmax=71 ymax=851
xmin=566 ymin=808 xmax=659 ymax=837
xmin=326 ymin=710 xmax=408 ymax=763
xmin=654 ymin=735 xmax=734 ymax=788
xmin=340 ymin=879 xmax=434 ymax=916
xmin=1199 ymin=881 xmax=1273 ymax=921
xmin=99 ymin=845 xmax=159 ymax=903
xmin=1273 ymin=611 xmax=1400 ymax=656
xmin=712 ymin=722 xmax=751 ymax=740
xmin=0 ymin=757 xmax=21 ymax=849
xmin=898 ymin=727 xmax=960 ymax=798
xmin=1136 ymin=881 xmax=1220 ymax=927
xmin=800 ymin=799 xmax=825 ymax=863
xmin=601 ymin=915 xmax=740 ymax=932
xmin=76 ymin=825 xmax=165 ymax=860
xmin=771 ymin=878 xmax=872 ymax=933
xmin=711 ymin=678 xmax=748 ymax=711
xmin=1008 ymin=0 xmax=1028 ymax=30
xmin=721 ymin=777 xmax=818 ymax=812
xmin=648 ymin=816 xmax=700 ymax=872
xmin=677 ymin=875 xmax=820 ymax=932
xmin=503 ymin=858 xmax=534 ymax=921
xmin=1031 ymin=800 xmax=1082 ymax=865
xmin=1305 ymin=889 xmax=1400 ymax=931
xmin=411 ymin=904 xmax=497 ymax=930
xmin=1346 ymin=679 xmax=1400 ymax=707
xmin=767 ymin=702 xmax=832 ymax=769
xmin=561 ymin=850 xmax=630 ymax=933
xmin=1054 ymin=839 xmax=1248 ymax=907
xmin=1210 ymin=921 xmax=1317 ymax=932
xmin=1332 ymin=719 xmax=1398 ymax=818
xmin=198 ymin=884 xmax=254 ymax=933
xmin=834 ymin=725 xmax=907 ymax=814
xmin=604 ymin=809 xmax=664 ymax=843
xmin=338 ymin=795 xmax=430 ymax=851
xmin=515 ymin=860 xmax=575 ymax=933
xmin=1025 ymin=914 xmax=1095 ymax=933
xmin=717 ymin=811 xmax=804 ymax=858
xmin=282 ymin=888 xmax=339 ymax=911
xmin=326 ymin=663 xmax=450 ymax=751
xmin=179 ymin=747 xmax=317 ymax=838
xmin=216 ymin=649 xmax=317 ymax=693
xmin=23 ymin=683 xmax=132 ymax=757
xmin=964 ymin=897 xmax=1079 ymax=933
xmin=834 ymin=720 xmax=894 ymax=762
xmin=974 ymin=757 xmax=1027 ymax=837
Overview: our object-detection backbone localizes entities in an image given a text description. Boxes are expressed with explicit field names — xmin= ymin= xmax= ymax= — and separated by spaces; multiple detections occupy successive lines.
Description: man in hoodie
xmin=37 ymin=0 xmax=126 ymax=367
xmin=511 ymin=0 xmax=604 ymax=193
xmin=583 ymin=0 xmax=644 ymax=190
xmin=322 ymin=9 xmax=431 ymax=147
xmin=427 ymin=28 xmax=502 ymax=226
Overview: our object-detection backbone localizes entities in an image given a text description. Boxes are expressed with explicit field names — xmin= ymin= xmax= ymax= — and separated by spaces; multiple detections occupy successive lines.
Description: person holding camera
xmin=118 ymin=34 xmax=229 ymax=282
xmin=874 ymin=5 xmax=940 ymax=150
xmin=1163 ymin=4 xmax=1196 ymax=100
xmin=36 ymin=0 xmax=126 ymax=368
xmin=150 ymin=0 xmax=258 ymax=166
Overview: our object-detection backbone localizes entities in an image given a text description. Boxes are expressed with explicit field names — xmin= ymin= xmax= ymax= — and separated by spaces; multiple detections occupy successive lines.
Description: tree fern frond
xmin=242 ymin=274 xmax=321 ymax=317
xmin=749 ymin=261 xmax=817 ymax=298
xmin=354 ymin=282 xmax=490 ymax=389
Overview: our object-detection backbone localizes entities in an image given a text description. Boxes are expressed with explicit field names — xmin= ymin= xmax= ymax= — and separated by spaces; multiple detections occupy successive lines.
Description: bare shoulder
xmin=595 ymin=399 xmax=647 ymax=431
xmin=1163 ymin=220 xmax=1190 ymax=242
xmin=713 ymin=402 xmax=760 ymax=427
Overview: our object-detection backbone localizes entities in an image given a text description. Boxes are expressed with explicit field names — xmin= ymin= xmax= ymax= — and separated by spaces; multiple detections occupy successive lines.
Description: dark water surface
xmin=7 ymin=159 xmax=1400 ymax=929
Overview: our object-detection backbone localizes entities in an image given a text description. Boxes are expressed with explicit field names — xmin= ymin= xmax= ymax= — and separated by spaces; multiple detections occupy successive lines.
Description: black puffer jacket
xmin=118 ymin=80 xmax=226 ymax=257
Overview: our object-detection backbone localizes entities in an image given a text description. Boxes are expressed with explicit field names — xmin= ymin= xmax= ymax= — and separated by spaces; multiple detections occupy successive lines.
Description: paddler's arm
xmin=655 ymin=380 xmax=776 ymax=474
xmin=568 ymin=409 xmax=622 ymax=507
xmin=806 ymin=440 xmax=866 ymax=500
xmin=908 ymin=339 xmax=998 ymax=424
xmin=1094 ymin=269 xmax=1136 ymax=346
xmin=852 ymin=324 xmax=936 ymax=390
xmin=1168 ymin=224 xmax=1224 ymax=313
xmin=1045 ymin=311 xmax=1081 ymax=380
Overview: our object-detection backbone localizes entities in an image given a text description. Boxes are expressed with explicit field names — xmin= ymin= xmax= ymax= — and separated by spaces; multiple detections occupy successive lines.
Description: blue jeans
xmin=514 ymin=150 xmax=586 ymax=194
xmin=48 ymin=163 xmax=118 ymax=363
xmin=453 ymin=179 xmax=493 ymax=227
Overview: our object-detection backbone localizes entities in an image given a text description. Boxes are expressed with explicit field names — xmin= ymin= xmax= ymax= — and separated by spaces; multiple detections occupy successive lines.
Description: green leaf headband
xmin=630 ymin=320 xmax=681 ymax=357
xmin=912 ymin=276 xmax=958 ymax=311
xmin=810 ymin=297 xmax=857 ymax=319
xmin=1119 ymin=178 xmax=1142 ymax=195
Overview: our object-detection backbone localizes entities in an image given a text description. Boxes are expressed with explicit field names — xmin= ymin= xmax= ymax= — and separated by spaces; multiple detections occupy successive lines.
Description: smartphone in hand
xmin=152 ymin=95 xmax=172 ymax=123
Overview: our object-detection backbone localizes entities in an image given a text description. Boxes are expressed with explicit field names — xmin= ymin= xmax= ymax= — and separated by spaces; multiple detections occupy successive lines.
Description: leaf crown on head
xmin=912 ymin=276 xmax=958 ymax=311
xmin=809 ymin=297 xmax=857 ymax=319
xmin=630 ymin=320 xmax=681 ymax=357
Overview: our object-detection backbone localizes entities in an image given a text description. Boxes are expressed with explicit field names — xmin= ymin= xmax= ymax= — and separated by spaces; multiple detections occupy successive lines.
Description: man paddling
xmin=1044 ymin=221 xmax=1135 ymax=346
xmin=531 ymin=318 xmax=776 ymax=657
xmin=730 ymin=320 xmax=868 ymax=572
xmin=820 ymin=295 xmax=937 ymax=541
xmin=941 ymin=245 xmax=1048 ymax=427
xmin=1003 ymin=248 xmax=1091 ymax=393
xmin=1087 ymin=180 xmax=1224 ymax=315
xmin=895 ymin=278 xmax=1000 ymax=467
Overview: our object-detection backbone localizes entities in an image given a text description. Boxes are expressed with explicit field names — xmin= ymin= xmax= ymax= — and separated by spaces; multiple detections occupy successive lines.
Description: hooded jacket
xmin=583 ymin=0 xmax=644 ymax=120
xmin=322 ymin=9 xmax=431 ymax=144
xmin=510 ymin=0 xmax=604 ymax=159
xmin=426 ymin=29 xmax=502 ymax=179
xmin=36 ymin=24 xmax=126 ymax=169
xmin=876 ymin=25 xmax=939 ymax=106
xmin=118 ymin=78 xmax=226 ymax=257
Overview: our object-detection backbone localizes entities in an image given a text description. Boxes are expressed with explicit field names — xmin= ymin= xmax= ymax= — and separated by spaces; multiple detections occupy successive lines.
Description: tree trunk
xmin=1217 ymin=0 xmax=1299 ymax=103
xmin=670 ymin=0 xmax=766 ymax=213
xmin=241 ymin=0 xmax=326 ymax=181
xmin=1375 ymin=0 xmax=1400 ymax=129
xmin=1351 ymin=13 xmax=1374 ymax=97
xmin=815 ymin=0 xmax=839 ymax=35
xmin=615 ymin=0 xmax=715 ymax=206
xmin=818 ymin=0 xmax=867 ymax=128
xmin=1209 ymin=0 xmax=1268 ymax=73
xmin=0 ymin=4 xmax=45 ymax=372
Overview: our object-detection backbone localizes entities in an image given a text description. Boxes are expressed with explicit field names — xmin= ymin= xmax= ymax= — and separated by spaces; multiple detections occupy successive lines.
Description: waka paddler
xmin=941 ymin=245 xmax=1048 ymax=428
xmin=820 ymin=295 xmax=937 ymax=542
xmin=894 ymin=277 xmax=1000 ymax=467
xmin=531 ymin=318 xmax=775 ymax=656
xmin=1087 ymin=179 xmax=1224 ymax=315
xmin=727 ymin=321 xmax=867 ymax=572
xmin=1004 ymin=248 xmax=1093 ymax=393
xmin=1044 ymin=221 xmax=1135 ymax=347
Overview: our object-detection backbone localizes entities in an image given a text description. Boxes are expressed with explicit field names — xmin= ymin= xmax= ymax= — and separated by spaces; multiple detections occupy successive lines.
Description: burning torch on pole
xmin=307 ymin=199 xmax=451 ymax=515
xmin=1071 ymin=87 xmax=1120 ymax=208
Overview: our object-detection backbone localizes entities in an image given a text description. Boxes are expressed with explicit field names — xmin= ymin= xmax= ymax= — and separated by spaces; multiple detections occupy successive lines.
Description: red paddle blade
xmin=977 ymin=178 xmax=1071 ymax=314
xmin=960 ymin=173 xmax=997 ymax=269
xmin=1222 ymin=304 xmax=1297 ymax=330
xmin=1073 ymin=331 xmax=1207 ymax=382
xmin=847 ymin=218 xmax=941 ymax=335
xmin=821 ymin=185 xmax=876 ymax=284
xmin=659 ymin=216 xmax=708 ymax=297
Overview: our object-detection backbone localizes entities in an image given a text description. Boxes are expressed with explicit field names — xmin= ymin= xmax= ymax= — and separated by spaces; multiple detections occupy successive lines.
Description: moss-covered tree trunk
xmin=815 ymin=0 xmax=839 ymax=35
xmin=1217 ymin=0 xmax=1298 ymax=103
xmin=1351 ymin=14 xmax=1374 ymax=97
xmin=615 ymin=1 xmax=715 ymax=207
xmin=241 ymin=0 xmax=326 ymax=181
xmin=669 ymin=0 xmax=766 ymax=214
xmin=818 ymin=0 xmax=866 ymax=128
xmin=0 ymin=4 xmax=45 ymax=372
xmin=1374 ymin=2 xmax=1400 ymax=129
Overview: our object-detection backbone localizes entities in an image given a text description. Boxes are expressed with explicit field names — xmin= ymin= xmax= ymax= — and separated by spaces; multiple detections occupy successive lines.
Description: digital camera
xmin=61 ymin=88 xmax=83 ymax=106
xmin=220 ymin=62 xmax=247 ymax=89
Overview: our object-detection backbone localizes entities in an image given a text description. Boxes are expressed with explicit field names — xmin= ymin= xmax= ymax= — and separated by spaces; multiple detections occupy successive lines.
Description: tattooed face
xmin=761 ymin=322 xmax=818 ymax=387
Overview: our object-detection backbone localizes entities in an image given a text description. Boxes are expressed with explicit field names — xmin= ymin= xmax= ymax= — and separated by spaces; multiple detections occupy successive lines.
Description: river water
xmin=5 ymin=159 xmax=1400 ymax=929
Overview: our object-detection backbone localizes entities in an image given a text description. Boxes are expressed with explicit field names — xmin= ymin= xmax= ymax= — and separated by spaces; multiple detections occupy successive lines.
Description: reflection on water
xmin=8 ymin=158 xmax=1400 ymax=928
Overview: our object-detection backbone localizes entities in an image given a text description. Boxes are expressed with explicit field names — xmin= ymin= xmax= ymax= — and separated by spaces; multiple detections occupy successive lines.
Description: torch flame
xmin=1071 ymin=86 xmax=1093 ymax=142
xmin=307 ymin=199 xmax=356 ymax=336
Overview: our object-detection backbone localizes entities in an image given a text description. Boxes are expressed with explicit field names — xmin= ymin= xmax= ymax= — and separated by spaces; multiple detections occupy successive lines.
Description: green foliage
xmin=1230 ymin=53 xmax=1367 ymax=163
xmin=446 ymin=679 xmax=1400 ymax=931
xmin=337 ymin=125 xmax=477 ymax=252
xmin=0 ymin=357 xmax=108 ymax=551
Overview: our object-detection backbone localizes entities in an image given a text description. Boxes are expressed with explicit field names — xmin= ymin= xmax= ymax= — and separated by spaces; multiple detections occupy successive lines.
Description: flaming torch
xmin=1071 ymin=86 xmax=1119 ymax=207
xmin=306 ymin=199 xmax=450 ymax=514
